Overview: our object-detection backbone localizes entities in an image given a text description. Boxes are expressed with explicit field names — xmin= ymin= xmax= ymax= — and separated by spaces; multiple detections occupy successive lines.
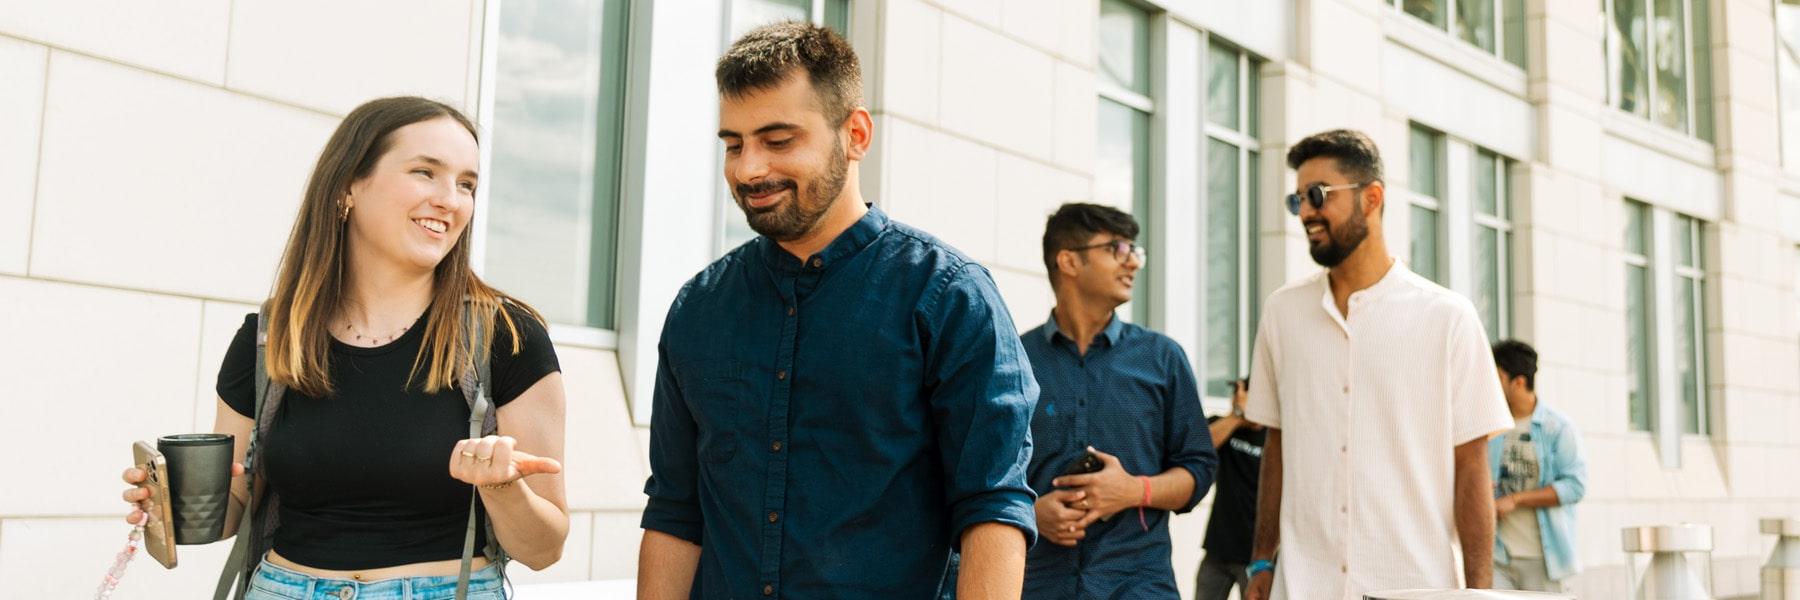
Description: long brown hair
xmin=265 ymin=96 xmax=540 ymax=397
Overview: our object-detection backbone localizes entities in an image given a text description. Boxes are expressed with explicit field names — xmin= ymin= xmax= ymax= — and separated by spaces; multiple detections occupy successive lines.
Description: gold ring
xmin=461 ymin=451 xmax=476 ymax=458
xmin=477 ymin=455 xmax=493 ymax=464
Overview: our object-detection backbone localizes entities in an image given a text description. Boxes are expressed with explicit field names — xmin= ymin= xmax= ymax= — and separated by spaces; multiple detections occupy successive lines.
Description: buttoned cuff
xmin=1174 ymin=462 xmax=1212 ymax=513
xmin=949 ymin=489 xmax=1038 ymax=549
xmin=640 ymin=498 xmax=704 ymax=545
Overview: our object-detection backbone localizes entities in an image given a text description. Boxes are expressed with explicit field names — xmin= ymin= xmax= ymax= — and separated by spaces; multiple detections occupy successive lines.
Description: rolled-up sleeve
xmin=641 ymin=339 xmax=704 ymax=544
xmin=921 ymin=263 xmax=1040 ymax=549
xmin=1161 ymin=343 xmax=1218 ymax=513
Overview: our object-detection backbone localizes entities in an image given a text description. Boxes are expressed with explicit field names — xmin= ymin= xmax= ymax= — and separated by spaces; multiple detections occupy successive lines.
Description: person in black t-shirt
xmin=119 ymin=97 xmax=569 ymax=599
xmin=1197 ymin=379 xmax=1266 ymax=600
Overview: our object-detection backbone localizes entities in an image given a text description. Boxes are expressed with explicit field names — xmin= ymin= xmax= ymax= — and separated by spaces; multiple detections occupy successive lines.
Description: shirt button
xmin=1341 ymin=564 xmax=1348 ymax=573
xmin=810 ymin=258 xmax=822 ymax=268
xmin=763 ymin=584 xmax=775 ymax=596
xmin=768 ymin=511 xmax=780 ymax=523
xmin=1340 ymin=445 xmax=1347 ymax=453
xmin=777 ymin=370 xmax=787 ymax=380
xmin=786 ymin=305 xmax=795 ymax=316
xmin=1340 ymin=505 xmax=1348 ymax=514
xmin=1342 ymin=385 xmax=1350 ymax=394
xmin=770 ymin=440 xmax=783 ymax=452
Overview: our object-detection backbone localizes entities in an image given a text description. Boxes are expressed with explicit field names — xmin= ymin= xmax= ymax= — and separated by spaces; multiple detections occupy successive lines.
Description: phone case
xmin=132 ymin=441 xmax=177 ymax=569
xmin=1057 ymin=452 xmax=1103 ymax=477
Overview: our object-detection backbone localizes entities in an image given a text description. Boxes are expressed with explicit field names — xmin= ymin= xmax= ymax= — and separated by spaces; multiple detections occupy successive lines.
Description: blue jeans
xmin=245 ymin=559 xmax=504 ymax=600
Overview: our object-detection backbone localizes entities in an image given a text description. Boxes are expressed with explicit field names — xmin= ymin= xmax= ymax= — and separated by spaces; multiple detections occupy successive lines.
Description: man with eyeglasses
xmin=1242 ymin=130 xmax=1512 ymax=600
xmin=1019 ymin=202 xmax=1218 ymax=599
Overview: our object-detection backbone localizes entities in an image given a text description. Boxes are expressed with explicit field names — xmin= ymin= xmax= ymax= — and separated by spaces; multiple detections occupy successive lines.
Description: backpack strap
xmin=214 ymin=307 xmax=283 ymax=600
xmin=456 ymin=301 xmax=506 ymax=600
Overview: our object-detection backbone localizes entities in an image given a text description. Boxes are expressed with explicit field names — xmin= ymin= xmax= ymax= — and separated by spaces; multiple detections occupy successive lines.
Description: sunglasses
xmin=1285 ymin=182 xmax=1366 ymax=216
xmin=1067 ymin=239 xmax=1146 ymax=265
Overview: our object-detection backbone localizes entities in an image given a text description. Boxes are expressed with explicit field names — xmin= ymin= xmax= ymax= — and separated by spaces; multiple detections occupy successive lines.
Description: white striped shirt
xmin=1244 ymin=261 xmax=1511 ymax=600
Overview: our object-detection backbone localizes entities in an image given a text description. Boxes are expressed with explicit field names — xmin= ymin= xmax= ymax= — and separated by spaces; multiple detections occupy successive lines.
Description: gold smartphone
xmin=131 ymin=441 xmax=177 ymax=569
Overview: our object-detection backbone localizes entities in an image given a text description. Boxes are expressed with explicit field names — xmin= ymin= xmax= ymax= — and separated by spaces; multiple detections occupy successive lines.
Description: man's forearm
xmin=958 ymin=522 xmax=1026 ymax=600
xmin=1506 ymin=485 xmax=1562 ymax=509
xmin=638 ymin=529 xmax=701 ymax=600
xmin=1454 ymin=438 xmax=1495 ymax=588
xmin=1250 ymin=429 xmax=1282 ymax=561
xmin=1147 ymin=466 xmax=1197 ymax=511
xmin=1209 ymin=417 xmax=1243 ymax=450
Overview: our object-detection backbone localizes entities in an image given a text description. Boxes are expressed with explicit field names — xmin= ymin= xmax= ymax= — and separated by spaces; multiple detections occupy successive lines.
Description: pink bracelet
xmin=1137 ymin=475 xmax=1151 ymax=531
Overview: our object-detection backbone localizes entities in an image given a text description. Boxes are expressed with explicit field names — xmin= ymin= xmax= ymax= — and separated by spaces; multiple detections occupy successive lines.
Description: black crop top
xmin=216 ymin=304 xmax=559 ymax=569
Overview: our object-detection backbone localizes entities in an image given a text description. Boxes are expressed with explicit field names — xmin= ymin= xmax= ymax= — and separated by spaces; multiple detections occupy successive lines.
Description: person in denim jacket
xmin=1488 ymin=340 xmax=1588 ymax=592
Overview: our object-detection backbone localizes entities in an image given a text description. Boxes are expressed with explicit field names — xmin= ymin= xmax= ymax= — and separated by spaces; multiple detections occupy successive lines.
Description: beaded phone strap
xmin=94 ymin=512 xmax=148 ymax=600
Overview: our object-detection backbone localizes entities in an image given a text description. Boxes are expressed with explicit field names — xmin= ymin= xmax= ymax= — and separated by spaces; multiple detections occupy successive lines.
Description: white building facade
xmin=1 ymin=0 xmax=1797 ymax=597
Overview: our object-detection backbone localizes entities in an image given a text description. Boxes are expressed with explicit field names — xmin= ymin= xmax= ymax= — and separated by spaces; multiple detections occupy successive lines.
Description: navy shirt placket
xmin=759 ymin=265 xmax=804 ymax=596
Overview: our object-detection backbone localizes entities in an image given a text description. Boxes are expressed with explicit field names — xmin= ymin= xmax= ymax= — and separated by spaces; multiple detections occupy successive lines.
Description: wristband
xmin=1136 ymin=475 xmax=1151 ymax=531
xmin=1246 ymin=559 xmax=1275 ymax=579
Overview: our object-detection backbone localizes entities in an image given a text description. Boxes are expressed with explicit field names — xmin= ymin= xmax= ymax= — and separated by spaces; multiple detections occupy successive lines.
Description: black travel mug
xmin=156 ymin=433 xmax=234 ymax=544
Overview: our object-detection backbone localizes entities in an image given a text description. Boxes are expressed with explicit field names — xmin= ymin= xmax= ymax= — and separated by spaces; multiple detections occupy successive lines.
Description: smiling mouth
xmin=745 ymin=186 xmax=792 ymax=209
xmin=413 ymin=218 xmax=448 ymax=234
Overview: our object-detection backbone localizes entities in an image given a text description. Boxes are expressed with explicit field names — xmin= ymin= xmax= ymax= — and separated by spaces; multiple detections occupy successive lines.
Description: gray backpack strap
xmin=456 ymin=302 xmax=504 ymax=600
xmin=214 ymin=308 xmax=279 ymax=600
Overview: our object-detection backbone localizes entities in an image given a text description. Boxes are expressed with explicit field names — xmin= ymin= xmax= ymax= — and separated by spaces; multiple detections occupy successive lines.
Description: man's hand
xmin=1051 ymin=447 xmax=1138 ymax=529
xmin=1245 ymin=569 xmax=1273 ymax=600
xmin=1034 ymin=489 xmax=1091 ymax=547
xmin=1494 ymin=494 xmax=1517 ymax=519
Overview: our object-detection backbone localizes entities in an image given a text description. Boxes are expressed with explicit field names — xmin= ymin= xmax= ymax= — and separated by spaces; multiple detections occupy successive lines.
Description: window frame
xmin=1603 ymin=0 xmax=1713 ymax=139
xmin=1098 ymin=0 xmax=1157 ymax=325
xmin=472 ymin=0 xmax=633 ymax=350
xmin=1199 ymin=38 xmax=1260 ymax=404
xmin=1390 ymin=0 xmax=1527 ymax=68
xmin=1624 ymin=199 xmax=1714 ymax=466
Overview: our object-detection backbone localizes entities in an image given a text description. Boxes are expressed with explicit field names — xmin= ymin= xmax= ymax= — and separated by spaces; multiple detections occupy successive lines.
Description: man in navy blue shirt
xmin=1021 ymin=203 xmax=1218 ymax=599
xmin=636 ymin=22 xmax=1039 ymax=599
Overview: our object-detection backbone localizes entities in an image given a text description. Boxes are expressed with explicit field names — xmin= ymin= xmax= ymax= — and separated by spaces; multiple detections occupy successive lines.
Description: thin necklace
xmin=341 ymin=320 xmax=411 ymax=346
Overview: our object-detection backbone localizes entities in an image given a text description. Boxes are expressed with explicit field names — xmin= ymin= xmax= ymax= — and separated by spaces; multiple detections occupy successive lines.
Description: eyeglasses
xmin=1067 ymin=239 xmax=1146 ymax=265
xmin=1285 ymin=182 xmax=1366 ymax=216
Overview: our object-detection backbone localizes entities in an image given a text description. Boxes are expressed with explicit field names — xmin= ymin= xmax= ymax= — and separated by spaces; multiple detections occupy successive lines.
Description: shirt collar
xmin=759 ymin=203 xmax=889 ymax=275
xmin=1041 ymin=309 xmax=1125 ymax=347
xmin=1316 ymin=257 xmax=1413 ymax=309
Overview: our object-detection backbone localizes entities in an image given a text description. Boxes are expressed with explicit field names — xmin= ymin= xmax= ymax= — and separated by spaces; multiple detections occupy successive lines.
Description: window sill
xmin=1779 ymin=173 xmax=1800 ymax=198
xmin=547 ymin=323 xmax=620 ymax=351
xmin=1600 ymin=110 xmax=1717 ymax=171
xmin=1380 ymin=10 xmax=1527 ymax=99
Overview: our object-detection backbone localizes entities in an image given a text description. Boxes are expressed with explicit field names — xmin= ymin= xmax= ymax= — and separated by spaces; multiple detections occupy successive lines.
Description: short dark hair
xmin=1042 ymin=203 xmax=1140 ymax=284
xmin=1286 ymin=129 xmax=1384 ymax=185
xmin=716 ymin=21 xmax=864 ymax=125
xmin=1492 ymin=339 xmax=1538 ymax=391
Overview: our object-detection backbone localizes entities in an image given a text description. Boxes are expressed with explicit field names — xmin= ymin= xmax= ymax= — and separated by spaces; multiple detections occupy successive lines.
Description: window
xmin=1393 ymin=0 xmax=1528 ymax=68
xmin=1672 ymin=214 xmax=1706 ymax=434
xmin=1203 ymin=41 xmax=1260 ymax=399
xmin=718 ymin=0 xmax=853 ymax=253
xmin=1097 ymin=0 xmax=1154 ymax=324
xmin=1624 ymin=201 xmax=1655 ymax=431
xmin=1605 ymin=0 xmax=1714 ymax=139
xmin=483 ymin=0 xmax=632 ymax=330
xmin=1470 ymin=148 xmax=1511 ymax=338
xmin=1409 ymin=125 xmax=1444 ymax=283
xmin=1624 ymin=200 xmax=1711 ymax=439
xmin=1778 ymin=1 xmax=1800 ymax=173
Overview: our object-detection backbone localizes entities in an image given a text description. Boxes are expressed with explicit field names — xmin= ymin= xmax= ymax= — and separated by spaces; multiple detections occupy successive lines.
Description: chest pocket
xmin=680 ymin=359 xmax=752 ymax=464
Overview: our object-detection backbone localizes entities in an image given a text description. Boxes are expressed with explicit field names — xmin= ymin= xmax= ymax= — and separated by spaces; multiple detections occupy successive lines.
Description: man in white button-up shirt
xmin=1242 ymin=129 xmax=1513 ymax=600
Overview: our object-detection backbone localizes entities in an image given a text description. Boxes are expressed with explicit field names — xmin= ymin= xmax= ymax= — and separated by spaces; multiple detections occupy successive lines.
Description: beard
xmin=1306 ymin=196 xmax=1370 ymax=268
xmin=733 ymin=137 xmax=849 ymax=242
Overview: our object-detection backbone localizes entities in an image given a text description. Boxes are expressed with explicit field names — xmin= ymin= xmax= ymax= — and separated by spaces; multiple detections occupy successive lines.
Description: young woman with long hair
xmin=118 ymin=96 xmax=568 ymax=599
